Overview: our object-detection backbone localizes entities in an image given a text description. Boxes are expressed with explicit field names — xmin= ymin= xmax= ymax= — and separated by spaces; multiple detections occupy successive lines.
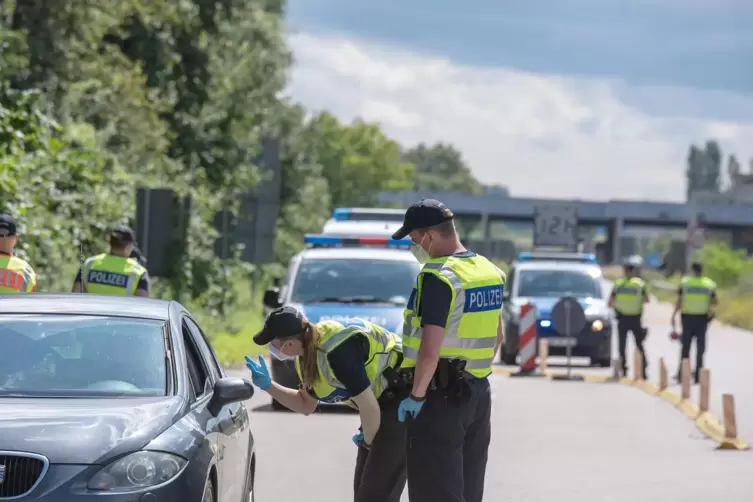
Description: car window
xmin=184 ymin=317 xmax=224 ymax=381
xmin=0 ymin=315 xmax=167 ymax=397
xmin=181 ymin=319 xmax=212 ymax=400
xmin=290 ymin=258 xmax=420 ymax=305
xmin=516 ymin=269 xmax=602 ymax=299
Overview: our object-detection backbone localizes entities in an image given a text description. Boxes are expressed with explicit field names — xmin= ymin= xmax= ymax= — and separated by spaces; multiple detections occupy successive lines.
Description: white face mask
xmin=410 ymin=235 xmax=432 ymax=265
xmin=269 ymin=342 xmax=294 ymax=361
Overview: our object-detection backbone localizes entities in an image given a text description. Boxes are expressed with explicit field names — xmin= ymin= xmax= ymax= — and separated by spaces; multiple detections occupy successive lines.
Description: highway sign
xmin=687 ymin=226 xmax=707 ymax=250
xmin=547 ymin=337 xmax=577 ymax=348
xmin=534 ymin=204 xmax=578 ymax=248
xmin=551 ymin=296 xmax=587 ymax=336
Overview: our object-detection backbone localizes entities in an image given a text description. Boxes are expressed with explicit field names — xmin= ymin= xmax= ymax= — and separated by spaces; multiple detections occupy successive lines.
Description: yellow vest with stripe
xmin=294 ymin=319 xmax=402 ymax=405
xmin=82 ymin=253 xmax=147 ymax=295
xmin=402 ymin=254 xmax=505 ymax=379
xmin=613 ymin=277 xmax=646 ymax=315
xmin=680 ymin=276 xmax=716 ymax=315
xmin=0 ymin=254 xmax=36 ymax=293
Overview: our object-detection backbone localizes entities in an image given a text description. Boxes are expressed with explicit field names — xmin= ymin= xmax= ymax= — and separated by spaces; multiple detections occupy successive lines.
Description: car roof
xmin=321 ymin=220 xmax=403 ymax=237
xmin=298 ymin=247 xmax=417 ymax=261
xmin=514 ymin=261 xmax=602 ymax=274
xmin=0 ymin=294 xmax=175 ymax=320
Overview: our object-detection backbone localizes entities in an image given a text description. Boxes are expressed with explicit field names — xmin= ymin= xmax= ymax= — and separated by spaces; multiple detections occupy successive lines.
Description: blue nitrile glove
xmin=245 ymin=355 xmax=272 ymax=391
xmin=397 ymin=395 xmax=425 ymax=422
xmin=352 ymin=431 xmax=371 ymax=450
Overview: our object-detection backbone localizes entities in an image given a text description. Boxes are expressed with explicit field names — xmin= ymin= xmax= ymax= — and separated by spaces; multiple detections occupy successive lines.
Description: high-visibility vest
xmin=294 ymin=319 xmax=402 ymax=405
xmin=680 ymin=276 xmax=716 ymax=315
xmin=401 ymin=254 xmax=505 ymax=379
xmin=82 ymin=253 xmax=147 ymax=295
xmin=613 ymin=277 xmax=646 ymax=315
xmin=0 ymin=254 xmax=36 ymax=293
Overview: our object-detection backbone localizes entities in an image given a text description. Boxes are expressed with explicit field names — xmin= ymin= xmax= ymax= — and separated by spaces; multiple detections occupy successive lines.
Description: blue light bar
xmin=517 ymin=251 xmax=597 ymax=264
xmin=332 ymin=208 xmax=352 ymax=221
xmin=304 ymin=234 xmax=411 ymax=248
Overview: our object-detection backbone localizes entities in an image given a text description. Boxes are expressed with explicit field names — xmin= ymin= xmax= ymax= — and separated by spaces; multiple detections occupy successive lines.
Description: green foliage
xmin=698 ymin=241 xmax=753 ymax=290
xmin=403 ymin=142 xmax=484 ymax=193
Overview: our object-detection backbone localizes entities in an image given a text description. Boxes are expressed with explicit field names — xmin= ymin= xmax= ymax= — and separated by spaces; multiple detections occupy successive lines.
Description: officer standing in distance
xmin=0 ymin=213 xmax=36 ymax=293
xmin=672 ymin=261 xmax=717 ymax=384
xmin=609 ymin=260 xmax=649 ymax=378
xmin=72 ymin=225 xmax=150 ymax=296
xmin=392 ymin=199 xmax=505 ymax=502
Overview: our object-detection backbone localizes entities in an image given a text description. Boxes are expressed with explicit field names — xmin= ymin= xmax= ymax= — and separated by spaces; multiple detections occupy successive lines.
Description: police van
xmin=261 ymin=233 xmax=419 ymax=409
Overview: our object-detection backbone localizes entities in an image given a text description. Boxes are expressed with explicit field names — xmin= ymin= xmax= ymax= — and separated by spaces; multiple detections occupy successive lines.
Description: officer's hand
xmin=397 ymin=395 xmax=425 ymax=422
xmin=244 ymin=355 xmax=272 ymax=391
xmin=352 ymin=431 xmax=370 ymax=450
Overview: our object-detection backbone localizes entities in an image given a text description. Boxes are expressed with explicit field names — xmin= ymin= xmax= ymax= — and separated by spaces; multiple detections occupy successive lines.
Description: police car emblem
xmin=0 ymin=464 xmax=6 ymax=484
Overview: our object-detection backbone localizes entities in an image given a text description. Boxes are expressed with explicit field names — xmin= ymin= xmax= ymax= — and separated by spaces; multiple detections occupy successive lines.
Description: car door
xmin=184 ymin=316 xmax=250 ymax=502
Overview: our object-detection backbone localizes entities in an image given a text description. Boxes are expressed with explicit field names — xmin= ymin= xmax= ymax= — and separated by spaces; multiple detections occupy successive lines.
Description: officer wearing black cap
xmin=392 ymin=199 xmax=505 ymax=502
xmin=72 ymin=224 xmax=150 ymax=296
xmin=0 ymin=213 xmax=36 ymax=293
xmin=245 ymin=306 xmax=407 ymax=502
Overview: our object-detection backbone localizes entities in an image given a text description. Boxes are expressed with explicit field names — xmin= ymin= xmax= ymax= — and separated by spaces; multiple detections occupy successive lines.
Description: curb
xmin=492 ymin=365 xmax=751 ymax=451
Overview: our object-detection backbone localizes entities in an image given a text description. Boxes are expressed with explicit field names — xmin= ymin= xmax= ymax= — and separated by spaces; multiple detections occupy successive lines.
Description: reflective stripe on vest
xmin=680 ymin=276 xmax=715 ymax=315
xmin=82 ymin=253 xmax=146 ymax=295
xmin=0 ymin=255 xmax=36 ymax=293
xmin=401 ymin=255 xmax=504 ymax=379
xmin=613 ymin=277 xmax=644 ymax=315
xmin=294 ymin=319 xmax=402 ymax=404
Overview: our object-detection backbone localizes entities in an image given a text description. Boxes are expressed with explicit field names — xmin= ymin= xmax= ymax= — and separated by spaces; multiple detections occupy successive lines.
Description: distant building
xmin=690 ymin=174 xmax=753 ymax=205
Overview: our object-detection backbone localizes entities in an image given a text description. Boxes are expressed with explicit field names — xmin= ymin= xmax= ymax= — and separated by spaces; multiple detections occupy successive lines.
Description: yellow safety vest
xmin=294 ymin=319 xmax=402 ymax=405
xmin=613 ymin=277 xmax=646 ymax=315
xmin=402 ymin=254 xmax=505 ymax=379
xmin=680 ymin=276 xmax=716 ymax=315
xmin=82 ymin=253 xmax=147 ymax=295
xmin=0 ymin=254 xmax=36 ymax=293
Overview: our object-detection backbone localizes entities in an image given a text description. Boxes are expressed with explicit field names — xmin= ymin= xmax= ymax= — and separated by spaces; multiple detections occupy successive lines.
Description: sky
xmin=284 ymin=0 xmax=753 ymax=201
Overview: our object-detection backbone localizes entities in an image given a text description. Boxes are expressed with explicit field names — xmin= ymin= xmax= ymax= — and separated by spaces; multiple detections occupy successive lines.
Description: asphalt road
xmin=230 ymin=368 xmax=753 ymax=501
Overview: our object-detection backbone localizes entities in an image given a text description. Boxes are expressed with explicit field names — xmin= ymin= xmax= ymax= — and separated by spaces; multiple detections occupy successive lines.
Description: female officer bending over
xmin=245 ymin=306 xmax=406 ymax=502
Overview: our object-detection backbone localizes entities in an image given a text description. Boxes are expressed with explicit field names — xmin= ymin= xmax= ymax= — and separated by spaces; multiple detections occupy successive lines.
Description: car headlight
xmin=88 ymin=451 xmax=187 ymax=491
xmin=591 ymin=319 xmax=604 ymax=331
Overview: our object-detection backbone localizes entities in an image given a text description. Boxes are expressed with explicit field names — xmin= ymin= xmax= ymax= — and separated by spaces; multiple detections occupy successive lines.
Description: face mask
xmin=410 ymin=235 xmax=432 ymax=264
xmin=269 ymin=342 xmax=294 ymax=361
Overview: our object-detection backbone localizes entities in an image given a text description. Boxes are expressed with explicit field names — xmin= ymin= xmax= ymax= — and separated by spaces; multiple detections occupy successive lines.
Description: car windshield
xmin=0 ymin=315 xmax=168 ymax=397
xmin=291 ymin=258 xmax=420 ymax=304
xmin=516 ymin=269 xmax=602 ymax=299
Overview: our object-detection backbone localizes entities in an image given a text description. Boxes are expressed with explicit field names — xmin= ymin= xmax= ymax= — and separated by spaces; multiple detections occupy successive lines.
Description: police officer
xmin=672 ymin=261 xmax=717 ymax=384
xmin=392 ymin=199 xmax=505 ymax=502
xmin=72 ymin=225 xmax=150 ymax=296
xmin=130 ymin=245 xmax=147 ymax=267
xmin=245 ymin=306 xmax=406 ymax=502
xmin=0 ymin=213 xmax=36 ymax=293
xmin=609 ymin=261 xmax=649 ymax=378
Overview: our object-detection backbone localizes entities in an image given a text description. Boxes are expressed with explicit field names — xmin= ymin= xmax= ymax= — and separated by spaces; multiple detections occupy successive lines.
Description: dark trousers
xmin=616 ymin=314 xmax=647 ymax=377
xmin=353 ymin=396 xmax=407 ymax=502
xmin=677 ymin=314 xmax=709 ymax=382
xmin=406 ymin=377 xmax=492 ymax=502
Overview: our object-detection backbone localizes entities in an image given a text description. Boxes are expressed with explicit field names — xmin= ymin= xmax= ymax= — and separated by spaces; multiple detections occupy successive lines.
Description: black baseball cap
xmin=111 ymin=224 xmax=136 ymax=243
xmin=0 ymin=214 xmax=17 ymax=237
xmin=391 ymin=199 xmax=454 ymax=240
xmin=253 ymin=306 xmax=306 ymax=345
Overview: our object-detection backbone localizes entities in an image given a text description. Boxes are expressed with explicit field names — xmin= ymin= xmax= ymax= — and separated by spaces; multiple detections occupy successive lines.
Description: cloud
xmin=286 ymin=32 xmax=753 ymax=202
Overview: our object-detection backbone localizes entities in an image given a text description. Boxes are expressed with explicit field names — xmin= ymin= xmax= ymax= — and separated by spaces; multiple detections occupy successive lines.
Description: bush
xmin=698 ymin=241 xmax=753 ymax=290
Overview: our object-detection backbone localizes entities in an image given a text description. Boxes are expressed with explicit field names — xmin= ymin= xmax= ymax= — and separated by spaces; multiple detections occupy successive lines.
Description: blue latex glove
xmin=245 ymin=355 xmax=272 ymax=391
xmin=352 ymin=431 xmax=370 ymax=450
xmin=397 ymin=395 xmax=425 ymax=422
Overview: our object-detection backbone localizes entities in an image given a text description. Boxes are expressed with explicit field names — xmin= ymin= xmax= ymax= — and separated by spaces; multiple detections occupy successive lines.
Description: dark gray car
xmin=0 ymin=294 xmax=256 ymax=501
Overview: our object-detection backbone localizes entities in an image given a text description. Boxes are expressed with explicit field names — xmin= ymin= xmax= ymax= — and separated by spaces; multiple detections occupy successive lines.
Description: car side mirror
xmin=263 ymin=287 xmax=281 ymax=309
xmin=208 ymin=377 xmax=254 ymax=416
xmin=502 ymin=290 xmax=510 ymax=302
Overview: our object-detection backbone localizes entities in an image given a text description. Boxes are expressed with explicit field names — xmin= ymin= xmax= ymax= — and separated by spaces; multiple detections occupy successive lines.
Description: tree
xmin=728 ymin=154 xmax=742 ymax=187
xmin=686 ymin=140 xmax=722 ymax=200
xmin=403 ymin=142 xmax=484 ymax=193
xmin=308 ymin=112 xmax=414 ymax=207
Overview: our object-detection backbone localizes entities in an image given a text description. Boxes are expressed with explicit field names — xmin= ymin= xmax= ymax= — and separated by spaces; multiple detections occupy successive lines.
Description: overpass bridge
xmin=377 ymin=191 xmax=753 ymax=262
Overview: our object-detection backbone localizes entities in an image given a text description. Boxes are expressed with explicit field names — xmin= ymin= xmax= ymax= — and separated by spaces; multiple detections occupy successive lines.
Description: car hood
xmin=297 ymin=303 xmax=405 ymax=334
xmin=0 ymin=396 xmax=184 ymax=464
xmin=513 ymin=297 xmax=608 ymax=319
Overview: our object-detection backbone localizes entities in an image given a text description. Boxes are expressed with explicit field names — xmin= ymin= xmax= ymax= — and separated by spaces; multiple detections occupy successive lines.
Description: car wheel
xmin=271 ymin=397 xmax=286 ymax=410
xmin=202 ymin=477 xmax=215 ymax=502
xmin=501 ymin=347 xmax=517 ymax=365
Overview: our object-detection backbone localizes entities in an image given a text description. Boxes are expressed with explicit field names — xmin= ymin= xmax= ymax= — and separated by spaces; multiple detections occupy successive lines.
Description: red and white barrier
xmin=511 ymin=303 xmax=544 ymax=377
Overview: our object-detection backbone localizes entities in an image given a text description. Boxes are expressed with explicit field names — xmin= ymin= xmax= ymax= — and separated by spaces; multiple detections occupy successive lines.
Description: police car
xmin=321 ymin=207 xmax=405 ymax=237
xmin=262 ymin=233 xmax=419 ymax=409
xmin=500 ymin=251 xmax=612 ymax=367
